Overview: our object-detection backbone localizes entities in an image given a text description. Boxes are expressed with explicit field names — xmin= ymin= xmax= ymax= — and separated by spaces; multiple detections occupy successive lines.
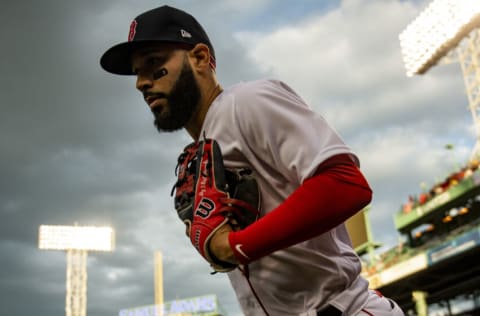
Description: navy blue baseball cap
xmin=100 ymin=5 xmax=216 ymax=75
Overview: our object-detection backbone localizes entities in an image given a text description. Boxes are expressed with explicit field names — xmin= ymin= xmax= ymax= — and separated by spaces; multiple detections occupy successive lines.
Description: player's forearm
xmin=228 ymin=157 xmax=372 ymax=264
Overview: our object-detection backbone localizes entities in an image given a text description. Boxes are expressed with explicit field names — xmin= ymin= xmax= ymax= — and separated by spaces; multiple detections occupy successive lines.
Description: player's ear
xmin=189 ymin=43 xmax=211 ymax=71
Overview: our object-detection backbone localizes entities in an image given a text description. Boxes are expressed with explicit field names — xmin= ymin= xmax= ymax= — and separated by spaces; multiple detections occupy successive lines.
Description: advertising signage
xmin=427 ymin=227 xmax=480 ymax=265
xmin=119 ymin=294 xmax=221 ymax=316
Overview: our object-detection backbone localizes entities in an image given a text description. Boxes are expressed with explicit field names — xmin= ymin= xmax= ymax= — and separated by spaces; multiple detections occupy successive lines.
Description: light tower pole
xmin=38 ymin=224 xmax=115 ymax=316
xmin=154 ymin=251 xmax=164 ymax=316
xmin=458 ymin=28 xmax=480 ymax=157
xmin=399 ymin=0 xmax=480 ymax=158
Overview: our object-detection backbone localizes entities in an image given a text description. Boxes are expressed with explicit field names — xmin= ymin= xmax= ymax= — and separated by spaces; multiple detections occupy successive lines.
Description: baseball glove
xmin=171 ymin=138 xmax=260 ymax=272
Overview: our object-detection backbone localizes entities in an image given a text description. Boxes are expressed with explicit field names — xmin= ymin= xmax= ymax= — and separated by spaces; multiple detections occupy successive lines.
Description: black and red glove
xmin=171 ymin=138 xmax=260 ymax=272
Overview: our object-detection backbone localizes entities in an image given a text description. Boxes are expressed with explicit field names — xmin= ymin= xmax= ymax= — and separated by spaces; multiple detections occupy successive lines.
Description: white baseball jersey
xmin=200 ymin=79 xmax=369 ymax=316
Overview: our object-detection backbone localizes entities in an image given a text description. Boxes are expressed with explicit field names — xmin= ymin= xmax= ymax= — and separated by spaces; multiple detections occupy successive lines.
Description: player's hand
xmin=209 ymin=224 xmax=237 ymax=264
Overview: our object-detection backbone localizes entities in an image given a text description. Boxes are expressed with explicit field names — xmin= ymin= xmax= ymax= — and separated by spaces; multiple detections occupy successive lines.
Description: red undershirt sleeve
xmin=228 ymin=154 xmax=372 ymax=264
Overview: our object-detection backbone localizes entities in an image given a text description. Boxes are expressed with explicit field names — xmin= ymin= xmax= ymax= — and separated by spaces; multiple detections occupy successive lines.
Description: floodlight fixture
xmin=38 ymin=224 xmax=115 ymax=316
xmin=399 ymin=0 xmax=480 ymax=76
xmin=399 ymin=0 xmax=480 ymax=159
xmin=39 ymin=225 xmax=115 ymax=251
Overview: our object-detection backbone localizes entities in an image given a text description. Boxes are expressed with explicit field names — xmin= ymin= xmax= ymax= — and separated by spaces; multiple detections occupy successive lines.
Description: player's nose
xmin=136 ymin=74 xmax=153 ymax=92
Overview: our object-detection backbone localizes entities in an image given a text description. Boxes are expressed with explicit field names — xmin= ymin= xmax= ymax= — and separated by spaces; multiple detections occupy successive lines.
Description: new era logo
xmin=180 ymin=29 xmax=192 ymax=38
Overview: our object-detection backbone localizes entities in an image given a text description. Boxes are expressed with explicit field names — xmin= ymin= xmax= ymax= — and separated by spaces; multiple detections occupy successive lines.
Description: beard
xmin=152 ymin=60 xmax=201 ymax=132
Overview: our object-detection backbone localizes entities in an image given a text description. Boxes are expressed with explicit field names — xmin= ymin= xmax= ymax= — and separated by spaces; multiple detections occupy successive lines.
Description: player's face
xmin=132 ymin=45 xmax=201 ymax=132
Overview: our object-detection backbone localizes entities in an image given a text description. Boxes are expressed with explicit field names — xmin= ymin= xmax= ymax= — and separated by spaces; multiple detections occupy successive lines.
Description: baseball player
xmin=100 ymin=5 xmax=405 ymax=316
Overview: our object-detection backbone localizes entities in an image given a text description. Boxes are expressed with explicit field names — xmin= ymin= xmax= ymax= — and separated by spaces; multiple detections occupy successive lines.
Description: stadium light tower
xmin=38 ymin=224 xmax=115 ymax=316
xmin=399 ymin=0 xmax=480 ymax=158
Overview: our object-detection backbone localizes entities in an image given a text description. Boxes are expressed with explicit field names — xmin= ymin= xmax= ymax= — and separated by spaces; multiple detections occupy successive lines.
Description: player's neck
xmin=185 ymin=82 xmax=223 ymax=141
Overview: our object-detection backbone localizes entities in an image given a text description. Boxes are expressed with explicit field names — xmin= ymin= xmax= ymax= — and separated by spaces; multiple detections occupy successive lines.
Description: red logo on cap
xmin=128 ymin=20 xmax=137 ymax=41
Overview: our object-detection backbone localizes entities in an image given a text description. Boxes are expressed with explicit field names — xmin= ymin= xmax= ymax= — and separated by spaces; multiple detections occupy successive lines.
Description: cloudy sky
xmin=1 ymin=0 xmax=475 ymax=315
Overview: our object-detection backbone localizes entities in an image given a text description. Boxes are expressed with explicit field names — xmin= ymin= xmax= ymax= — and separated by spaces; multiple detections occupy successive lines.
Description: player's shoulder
xmin=226 ymin=78 xmax=299 ymax=105
xmin=228 ymin=78 xmax=293 ymax=94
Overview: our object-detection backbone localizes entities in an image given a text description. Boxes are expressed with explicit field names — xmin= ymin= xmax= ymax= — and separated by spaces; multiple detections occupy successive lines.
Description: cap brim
xmin=100 ymin=40 xmax=167 ymax=75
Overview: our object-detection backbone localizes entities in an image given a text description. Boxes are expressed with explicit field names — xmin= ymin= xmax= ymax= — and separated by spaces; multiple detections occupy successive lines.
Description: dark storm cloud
xmin=0 ymin=0 xmax=182 ymax=235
